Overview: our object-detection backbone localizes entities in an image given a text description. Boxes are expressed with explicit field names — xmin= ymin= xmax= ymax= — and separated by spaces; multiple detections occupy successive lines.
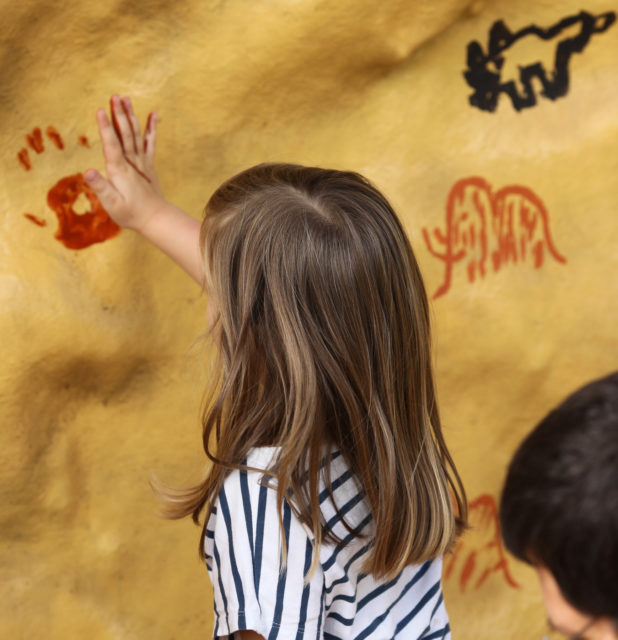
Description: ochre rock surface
xmin=1 ymin=0 xmax=616 ymax=637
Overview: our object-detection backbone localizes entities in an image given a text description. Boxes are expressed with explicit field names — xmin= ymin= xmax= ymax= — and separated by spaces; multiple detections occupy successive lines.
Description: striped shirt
xmin=204 ymin=447 xmax=450 ymax=639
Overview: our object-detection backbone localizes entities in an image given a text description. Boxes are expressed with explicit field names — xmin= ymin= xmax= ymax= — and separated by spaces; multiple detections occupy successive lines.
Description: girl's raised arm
xmin=84 ymin=95 xmax=204 ymax=285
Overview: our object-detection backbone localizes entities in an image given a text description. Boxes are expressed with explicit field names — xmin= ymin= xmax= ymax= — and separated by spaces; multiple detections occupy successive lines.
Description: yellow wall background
xmin=1 ymin=0 xmax=616 ymax=637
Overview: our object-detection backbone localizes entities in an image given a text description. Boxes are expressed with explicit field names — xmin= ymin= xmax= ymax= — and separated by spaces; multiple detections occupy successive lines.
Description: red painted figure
xmin=423 ymin=177 xmax=566 ymax=298
xmin=444 ymin=493 xmax=519 ymax=592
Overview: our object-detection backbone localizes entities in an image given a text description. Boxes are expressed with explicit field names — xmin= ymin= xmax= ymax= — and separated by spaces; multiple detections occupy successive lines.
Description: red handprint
xmin=18 ymin=126 xmax=120 ymax=250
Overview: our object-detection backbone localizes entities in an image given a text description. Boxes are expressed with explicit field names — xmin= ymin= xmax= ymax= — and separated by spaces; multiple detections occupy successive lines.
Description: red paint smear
xmin=121 ymin=97 xmax=138 ymax=153
xmin=24 ymin=213 xmax=47 ymax=227
xmin=26 ymin=127 xmax=44 ymax=153
xmin=144 ymin=112 xmax=154 ymax=152
xmin=46 ymin=126 xmax=64 ymax=149
xmin=17 ymin=148 xmax=31 ymax=171
xmin=109 ymin=99 xmax=151 ymax=181
xmin=46 ymin=173 xmax=121 ymax=250
xmin=78 ymin=135 xmax=90 ymax=148
xmin=125 ymin=157 xmax=152 ymax=184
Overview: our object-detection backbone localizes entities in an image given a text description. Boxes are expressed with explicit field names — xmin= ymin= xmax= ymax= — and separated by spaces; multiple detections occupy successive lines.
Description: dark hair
xmin=500 ymin=371 xmax=618 ymax=618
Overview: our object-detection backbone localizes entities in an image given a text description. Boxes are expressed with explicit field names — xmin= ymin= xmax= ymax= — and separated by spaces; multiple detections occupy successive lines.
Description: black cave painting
xmin=464 ymin=10 xmax=616 ymax=112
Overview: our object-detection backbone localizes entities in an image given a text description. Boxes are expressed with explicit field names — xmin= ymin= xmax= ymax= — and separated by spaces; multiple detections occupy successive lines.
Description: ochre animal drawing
xmin=422 ymin=177 xmax=566 ymax=298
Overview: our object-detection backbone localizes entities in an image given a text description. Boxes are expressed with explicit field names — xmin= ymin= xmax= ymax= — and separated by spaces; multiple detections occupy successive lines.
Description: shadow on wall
xmin=1 ymin=353 xmax=156 ymax=538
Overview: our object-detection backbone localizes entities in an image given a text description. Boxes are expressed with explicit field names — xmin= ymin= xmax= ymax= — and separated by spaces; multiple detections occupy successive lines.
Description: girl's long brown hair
xmin=164 ymin=163 xmax=467 ymax=578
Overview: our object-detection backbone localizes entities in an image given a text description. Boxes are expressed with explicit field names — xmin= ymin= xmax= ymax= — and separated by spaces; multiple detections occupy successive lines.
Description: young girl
xmin=85 ymin=95 xmax=467 ymax=640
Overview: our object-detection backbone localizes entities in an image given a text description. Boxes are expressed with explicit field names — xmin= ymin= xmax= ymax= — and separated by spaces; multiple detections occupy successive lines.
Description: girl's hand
xmin=84 ymin=95 xmax=204 ymax=284
xmin=84 ymin=95 xmax=166 ymax=233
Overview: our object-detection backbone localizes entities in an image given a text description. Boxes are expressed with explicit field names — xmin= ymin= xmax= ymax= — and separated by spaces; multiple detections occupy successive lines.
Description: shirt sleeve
xmin=204 ymin=466 xmax=325 ymax=640
xmin=419 ymin=584 xmax=451 ymax=640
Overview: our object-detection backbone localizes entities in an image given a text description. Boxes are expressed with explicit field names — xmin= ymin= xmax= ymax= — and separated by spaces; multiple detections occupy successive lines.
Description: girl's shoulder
xmin=210 ymin=445 xmax=360 ymax=541
xmin=218 ymin=446 xmax=280 ymax=495
xmin=223 ymin=446 xmax=349 ymax=489
xmin=208 ymin=446 xmax=281 ymax=523
xmin=244 ymin=446 xmax=281 ymax=475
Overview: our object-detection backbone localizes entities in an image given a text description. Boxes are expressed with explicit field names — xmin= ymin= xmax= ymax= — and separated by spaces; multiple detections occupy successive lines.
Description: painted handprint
xmin=444 ymin=494 xmax=519 ymax=591
xmin=18 ymin=126 xmax=120 ymax=250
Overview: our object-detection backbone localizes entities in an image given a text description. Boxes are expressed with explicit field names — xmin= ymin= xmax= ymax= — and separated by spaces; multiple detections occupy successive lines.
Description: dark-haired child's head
xmin=500 ymin=372 xmax=618 ymax=639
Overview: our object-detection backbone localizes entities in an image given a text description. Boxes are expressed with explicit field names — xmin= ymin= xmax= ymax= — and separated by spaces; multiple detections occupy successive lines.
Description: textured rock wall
xmin=1 ymin=0 xmax=616 ymax=637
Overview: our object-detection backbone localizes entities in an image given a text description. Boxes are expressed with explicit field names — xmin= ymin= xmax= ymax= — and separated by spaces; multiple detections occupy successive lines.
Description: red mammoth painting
xmin=444 ymin=494 xmax=519 ymax=592
xmin=422 ymin=177 xmax=566 ymax=298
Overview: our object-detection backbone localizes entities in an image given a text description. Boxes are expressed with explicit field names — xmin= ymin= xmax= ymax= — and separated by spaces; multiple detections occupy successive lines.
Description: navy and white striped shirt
xmin=204 ymin=447 xmax=450 ymax=639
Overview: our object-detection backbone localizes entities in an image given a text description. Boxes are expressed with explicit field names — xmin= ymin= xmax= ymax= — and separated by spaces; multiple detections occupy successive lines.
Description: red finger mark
xmin=24 ymin=214 xmax=47 ymax=227
xmin=109 ymin=96 xmax=124 ymax=151
xmin=121 ymin=98 xmax=137 ymax=150
xmin=123 ymin=98 xmax=141 ymax=155
xmin=125 ymin=158 xmax=152 ymax=184
xmin=26 ymin=127 xmax=45 ymax=153
xmin=45 ymin=126 xmax=64 ymax=149
xmin=78 ymin=135 xmax=90 ymax=148
xmin=18 ymin=148 xmax=31 ymax=170
xmin=47 ymin=173 xmax=121 ymax=249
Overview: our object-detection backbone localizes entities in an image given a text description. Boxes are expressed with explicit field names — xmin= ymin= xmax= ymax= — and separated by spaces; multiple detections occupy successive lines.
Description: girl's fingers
xmin=109 ymin=96 xmax=123 ymax=147
xmin=122 ymin=96 xmax=143 ymax=155
xmin=96 ymin=108 xmax=125 ymax=167
xmin=111 ymin=95 xmax=137 ymax=158
xmin=144 ymin=112 xmax=157 ymax=162
xmin=84 ymin=169 xmax=123 ymax=213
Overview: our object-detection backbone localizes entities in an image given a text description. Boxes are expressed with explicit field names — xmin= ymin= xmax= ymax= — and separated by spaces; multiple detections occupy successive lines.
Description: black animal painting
xmin=464 ymin=10 xmax=616 ymax=112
